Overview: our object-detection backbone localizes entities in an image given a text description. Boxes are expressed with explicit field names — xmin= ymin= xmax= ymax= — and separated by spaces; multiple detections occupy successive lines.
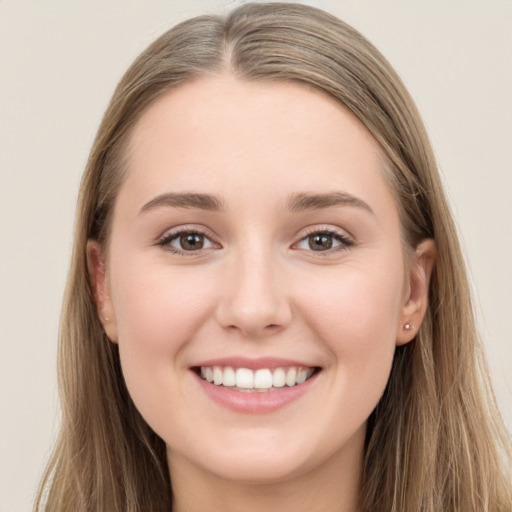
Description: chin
xmin=199 ymin=450 xmax=314 ymax=485
xmin=167 ymin=422 xmax=365 ymax=487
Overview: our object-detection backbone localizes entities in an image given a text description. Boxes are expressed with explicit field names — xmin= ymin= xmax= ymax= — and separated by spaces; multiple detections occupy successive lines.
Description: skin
xmin=89 ymin=76 xmax=435 ymax=512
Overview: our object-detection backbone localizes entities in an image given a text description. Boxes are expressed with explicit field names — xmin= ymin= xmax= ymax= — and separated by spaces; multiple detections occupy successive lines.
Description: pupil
xmin=309 ymin=234 xmax=332 ymax=251
xmin=181 ymin=233 xmax=203 ymax=250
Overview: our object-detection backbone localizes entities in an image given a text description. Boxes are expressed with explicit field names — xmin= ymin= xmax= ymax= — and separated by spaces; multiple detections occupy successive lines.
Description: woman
xmin=35 ymin=3 xmax=511 ymax=511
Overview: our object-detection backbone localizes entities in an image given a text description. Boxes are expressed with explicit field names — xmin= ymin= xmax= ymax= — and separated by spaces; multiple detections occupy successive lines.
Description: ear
xmin=86 ymin=240 xmax=118 ymax=342
xmin=396 ymin=239 xmax=436 ymax=346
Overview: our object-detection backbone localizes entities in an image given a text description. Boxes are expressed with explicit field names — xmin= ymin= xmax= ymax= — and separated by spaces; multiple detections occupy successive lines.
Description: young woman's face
xmin=93 ymin=76 xmax=430 ymax=485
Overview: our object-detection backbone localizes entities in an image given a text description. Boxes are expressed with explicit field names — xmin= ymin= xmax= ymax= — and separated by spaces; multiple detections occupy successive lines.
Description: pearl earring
xmin=404 ymin=323 xmax=413 ymax=330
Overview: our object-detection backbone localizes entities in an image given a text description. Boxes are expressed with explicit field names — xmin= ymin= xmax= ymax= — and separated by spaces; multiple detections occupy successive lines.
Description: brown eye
xmin=308 ymin=233 xmax=333 ymax=251
xmin=179 ymin=233 xmax=204 ymax=251
xmin=294 ymin=230 xmax=353 ymax=253
xmin=159 ymin=230 xmax=217 ymax=253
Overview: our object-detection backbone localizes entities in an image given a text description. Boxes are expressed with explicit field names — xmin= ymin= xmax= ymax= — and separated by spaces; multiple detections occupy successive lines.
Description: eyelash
xmin=294 ymin=227 xmax=354 ymax=255
xmin=157 ymin=228 xmax=218 ymax=256
xmin=156 ymin=226 xmax=354 ymax=256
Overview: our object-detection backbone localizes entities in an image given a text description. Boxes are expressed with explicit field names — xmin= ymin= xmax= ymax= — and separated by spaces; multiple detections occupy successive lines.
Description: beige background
xmin=0 ymin=1 xmax=511 ymax=510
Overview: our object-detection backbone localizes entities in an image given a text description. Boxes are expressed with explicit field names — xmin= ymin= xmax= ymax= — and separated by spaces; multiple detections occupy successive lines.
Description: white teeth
xmin=223 ymin=366 xmax=236 ymax=387
xmin=236 ymin=368 xmax=254 ymax=389
xmin=297 ymin=368 xmax=313 ymax=384
xmin=254 ymin=369 xmax=272 ymax=389
xmin=285 ymin=367 xmax=297 ymax=387
xmin=272 ymin=368 xmax=286 ymax=388
xmin=199 ymin=365 xmax=316 ymax=390
xmin=213 ymin=366 xmax=223 ymax=385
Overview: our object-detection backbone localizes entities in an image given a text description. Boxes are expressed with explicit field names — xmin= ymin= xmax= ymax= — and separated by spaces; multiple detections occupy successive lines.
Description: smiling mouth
xmin=193 ymin=365 xmax=320 ymax=392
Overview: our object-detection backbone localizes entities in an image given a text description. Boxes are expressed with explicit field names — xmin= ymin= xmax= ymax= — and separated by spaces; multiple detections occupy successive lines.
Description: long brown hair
xmin=35 ymin=3 xmax=511 ymax=511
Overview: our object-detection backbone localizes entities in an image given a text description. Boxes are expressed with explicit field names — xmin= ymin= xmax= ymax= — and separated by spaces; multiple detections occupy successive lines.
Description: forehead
xmin=120 ymin=75 xmax=395 ymax=217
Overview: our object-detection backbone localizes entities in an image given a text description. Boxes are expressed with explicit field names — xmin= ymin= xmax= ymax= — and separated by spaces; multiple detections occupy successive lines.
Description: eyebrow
xmin=139 ymin=192 xmax=225 ymax=215
xmin=286 ymin=191 xmax=374 ymax=215
xmin=138 ymin=190 xmax=373 ymax=216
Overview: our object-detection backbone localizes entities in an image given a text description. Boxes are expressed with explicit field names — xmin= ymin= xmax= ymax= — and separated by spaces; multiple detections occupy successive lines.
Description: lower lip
xmin=194 ymin=371 xmax=318 ymax=414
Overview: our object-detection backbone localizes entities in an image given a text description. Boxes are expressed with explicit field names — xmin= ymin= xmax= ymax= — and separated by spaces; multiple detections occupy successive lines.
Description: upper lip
xmin=192 ymin=357 xmax=317 ymax=370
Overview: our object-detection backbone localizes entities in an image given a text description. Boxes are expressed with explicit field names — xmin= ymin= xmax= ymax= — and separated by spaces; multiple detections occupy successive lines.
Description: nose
xmin=215 ymin=247 xmax=293 ymax=338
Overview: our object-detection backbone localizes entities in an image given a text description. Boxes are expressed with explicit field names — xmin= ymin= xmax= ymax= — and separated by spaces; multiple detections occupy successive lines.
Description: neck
xmin=168 ymin=429 xmax=364 ymax=512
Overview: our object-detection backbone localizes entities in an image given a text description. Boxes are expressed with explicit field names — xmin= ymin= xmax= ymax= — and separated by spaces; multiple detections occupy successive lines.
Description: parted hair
xmin=35 ymin=3 xmax=511 ymax=511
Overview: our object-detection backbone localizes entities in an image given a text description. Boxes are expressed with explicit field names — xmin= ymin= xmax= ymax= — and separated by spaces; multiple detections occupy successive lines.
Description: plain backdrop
xmin=0 ymin=1 xmax=511 ymax=510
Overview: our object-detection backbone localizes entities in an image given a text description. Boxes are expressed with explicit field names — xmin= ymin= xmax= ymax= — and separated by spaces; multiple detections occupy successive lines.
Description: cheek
xmin=303 ymin=261 xmax=403 ymax=345
xmin=299 ymin=262 xmax=403 ymax=406
xmin=109 ymin=261 xmax=214 ymax=410
xmin=112 ymin=262 xmax=211 ymax=351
